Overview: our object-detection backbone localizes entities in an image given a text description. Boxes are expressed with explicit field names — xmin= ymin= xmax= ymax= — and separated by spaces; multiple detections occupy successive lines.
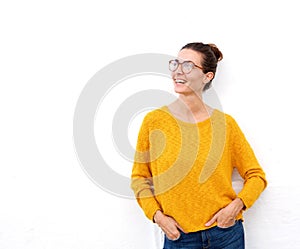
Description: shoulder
xmin=213 ymin=109 xmax=240 ymax=129
xmin=141 ymin=106 xmax=170 ymax=125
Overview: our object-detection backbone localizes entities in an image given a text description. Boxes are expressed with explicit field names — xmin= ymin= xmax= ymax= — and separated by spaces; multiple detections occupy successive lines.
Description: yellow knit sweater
xmin=131 ymin=106 xmax=267 ymax=232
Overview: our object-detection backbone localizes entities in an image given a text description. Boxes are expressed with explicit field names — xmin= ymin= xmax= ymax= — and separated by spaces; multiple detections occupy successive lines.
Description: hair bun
xmin=208 ymin=43 xmax=223 ymax=62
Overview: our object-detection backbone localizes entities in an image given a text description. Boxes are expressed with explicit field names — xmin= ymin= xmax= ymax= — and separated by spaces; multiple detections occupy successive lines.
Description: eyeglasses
xmin=169 ymin=59 xmax=203 ymax=74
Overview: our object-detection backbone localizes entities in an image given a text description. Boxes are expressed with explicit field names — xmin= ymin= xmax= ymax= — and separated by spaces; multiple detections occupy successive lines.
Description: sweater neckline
xmin=161 ymin=105 xmax=216 ymax=126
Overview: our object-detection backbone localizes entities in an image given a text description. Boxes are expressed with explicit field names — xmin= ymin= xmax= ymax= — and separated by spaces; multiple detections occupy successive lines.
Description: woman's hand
xmin=205 ymin=198 xmax=244 ymax=228
xmin=154 ymin=210 xmax=186 ymax=240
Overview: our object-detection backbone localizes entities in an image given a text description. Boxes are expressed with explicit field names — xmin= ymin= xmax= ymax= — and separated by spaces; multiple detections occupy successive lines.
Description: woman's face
xmin=171 ymin=48 xmax=213 ymax=95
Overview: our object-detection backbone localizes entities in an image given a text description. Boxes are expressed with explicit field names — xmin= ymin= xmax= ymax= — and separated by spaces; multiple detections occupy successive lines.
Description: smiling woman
xmin=131 ymin=42 xmax=267 ymax=249
xmin=171 ymin=43 xmax=223 ymax=94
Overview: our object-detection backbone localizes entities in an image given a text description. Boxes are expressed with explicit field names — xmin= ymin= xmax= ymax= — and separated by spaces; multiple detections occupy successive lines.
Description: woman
xmin=131 ymin=42 xmax=267 ymax=249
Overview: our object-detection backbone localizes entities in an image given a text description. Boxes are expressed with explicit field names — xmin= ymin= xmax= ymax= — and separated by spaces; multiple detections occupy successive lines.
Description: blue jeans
xmin=163 ymin=220 xmax=244 ymax=249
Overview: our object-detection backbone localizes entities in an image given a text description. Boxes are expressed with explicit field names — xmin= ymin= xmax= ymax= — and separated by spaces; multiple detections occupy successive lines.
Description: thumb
xmin=205 ymin=214 xmax=217 ymax=227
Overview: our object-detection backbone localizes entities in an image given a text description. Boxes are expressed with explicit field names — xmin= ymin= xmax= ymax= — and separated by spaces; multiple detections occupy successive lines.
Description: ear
xmin=205 ymin=72 xmax=214 ymax=82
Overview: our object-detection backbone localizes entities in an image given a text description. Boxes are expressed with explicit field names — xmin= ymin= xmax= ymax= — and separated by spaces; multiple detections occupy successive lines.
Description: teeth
xmin=175 ymin=79 xmax=186 ymax=84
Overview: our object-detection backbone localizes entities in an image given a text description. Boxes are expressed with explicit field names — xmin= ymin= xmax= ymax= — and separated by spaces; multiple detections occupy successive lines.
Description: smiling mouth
xmin=174 ymin=79 xmax=187 ymax=84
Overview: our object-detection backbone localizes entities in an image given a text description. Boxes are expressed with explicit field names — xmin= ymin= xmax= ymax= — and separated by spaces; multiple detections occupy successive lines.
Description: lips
xmin=174 ymin=79 xmax=187 ymax=84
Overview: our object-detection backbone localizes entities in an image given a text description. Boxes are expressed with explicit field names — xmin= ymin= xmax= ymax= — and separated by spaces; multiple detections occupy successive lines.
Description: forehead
xmin=177 ymin=48 xmax=203 ymax=64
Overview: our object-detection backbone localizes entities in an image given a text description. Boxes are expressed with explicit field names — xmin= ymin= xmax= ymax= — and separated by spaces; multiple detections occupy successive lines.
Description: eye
xmin=182 ymin=62 xmax=193 ymax=72
xmin=169 ymin=60 xmax=179 ymax=71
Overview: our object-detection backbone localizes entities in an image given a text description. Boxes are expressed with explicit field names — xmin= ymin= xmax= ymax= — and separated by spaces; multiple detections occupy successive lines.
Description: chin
xmin=174 ymin=83 xmax=188 ymax=93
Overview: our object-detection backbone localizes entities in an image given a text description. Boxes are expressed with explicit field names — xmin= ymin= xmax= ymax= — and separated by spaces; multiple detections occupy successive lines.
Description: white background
xmin=1 ymin=0 xmax=300 ymax=248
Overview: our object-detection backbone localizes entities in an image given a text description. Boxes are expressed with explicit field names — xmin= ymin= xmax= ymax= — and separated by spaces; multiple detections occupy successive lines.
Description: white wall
xmin=1 ymin=0 xmax=300 ymax=248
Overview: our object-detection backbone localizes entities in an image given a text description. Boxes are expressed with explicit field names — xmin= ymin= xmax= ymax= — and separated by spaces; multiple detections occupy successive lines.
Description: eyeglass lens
xmin=169 ymin=60 xmax=194 ymax=74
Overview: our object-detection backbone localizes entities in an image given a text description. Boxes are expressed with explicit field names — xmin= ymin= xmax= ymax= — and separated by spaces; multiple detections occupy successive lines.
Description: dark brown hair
xmin=181 ymin=42 xmax=223 ymax=91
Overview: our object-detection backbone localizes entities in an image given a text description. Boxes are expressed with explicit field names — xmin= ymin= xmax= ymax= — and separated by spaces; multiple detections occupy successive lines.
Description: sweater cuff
xmin=137 ymin=189 xmax=162 ymax=222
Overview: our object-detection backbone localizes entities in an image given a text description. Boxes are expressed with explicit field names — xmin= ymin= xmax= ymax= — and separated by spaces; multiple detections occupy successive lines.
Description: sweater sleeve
xmin=130 ymin=114 xmax=161 ymax=221
xmin=229 ymin=116 xmax=267 ymax=209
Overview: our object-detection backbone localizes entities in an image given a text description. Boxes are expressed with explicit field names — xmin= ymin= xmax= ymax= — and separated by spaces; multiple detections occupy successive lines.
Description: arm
xmin=230 ymin=117 xmax=267 ymax=209
xmin=130 ymin=115 xmax=161 ymax=221
xmin=206 ymin=116 xmax=267 ymax=228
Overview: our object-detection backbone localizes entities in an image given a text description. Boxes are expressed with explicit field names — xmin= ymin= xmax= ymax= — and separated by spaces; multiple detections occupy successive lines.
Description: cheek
xmin=187 ymin=73 xmax=203 ymax=83
xmin=187 ymin=75 xmax=205 ymax=90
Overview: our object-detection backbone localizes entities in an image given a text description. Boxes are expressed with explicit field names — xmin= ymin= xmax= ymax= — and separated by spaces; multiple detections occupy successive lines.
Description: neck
xmin=168 ymin=92 xmax=213 ymax=123
xmin=177 ymin=93 xmax=207 ymax=114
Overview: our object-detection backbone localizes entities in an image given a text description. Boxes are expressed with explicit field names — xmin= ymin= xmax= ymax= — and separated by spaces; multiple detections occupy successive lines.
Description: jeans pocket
xmin=212 ymin=220 xmax=244 ymax=247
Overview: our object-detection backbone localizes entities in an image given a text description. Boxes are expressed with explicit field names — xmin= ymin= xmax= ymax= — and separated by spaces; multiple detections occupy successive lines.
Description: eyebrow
xmin=176 ymin=58 xmax=195 ymax=63
xmin=174 ymin=59 xmax=203 ymax=69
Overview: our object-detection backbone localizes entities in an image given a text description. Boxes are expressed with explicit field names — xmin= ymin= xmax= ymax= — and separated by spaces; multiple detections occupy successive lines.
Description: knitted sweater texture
xmin=131 ymin=106 xmax=267 ymax=232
